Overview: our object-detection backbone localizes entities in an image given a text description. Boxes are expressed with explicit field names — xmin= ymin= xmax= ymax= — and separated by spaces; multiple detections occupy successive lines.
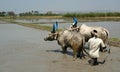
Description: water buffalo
xmin=79 ymin=24 xmax=109 ymax=43
xmin=44 ymin=30 xmax=90 ymax=60
xmin=70 ymin=24 xmax=109 ymax=43
xmin=68 ymin=24 xmax=109 ymax=52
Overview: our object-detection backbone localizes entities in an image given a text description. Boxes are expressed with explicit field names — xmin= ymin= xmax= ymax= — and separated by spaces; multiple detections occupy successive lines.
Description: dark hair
xmin=91 ymin=30 xmax=98 ymax=38
xmin=93 ymin=30 xmax=97 ymax=33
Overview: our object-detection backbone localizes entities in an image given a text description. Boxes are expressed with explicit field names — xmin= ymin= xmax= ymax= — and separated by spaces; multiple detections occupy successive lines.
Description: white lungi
xmin=88 ymin=37 xmax=105 ymax=58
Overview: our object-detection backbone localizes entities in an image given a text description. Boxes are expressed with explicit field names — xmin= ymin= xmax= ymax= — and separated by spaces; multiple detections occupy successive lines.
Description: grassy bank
xmin=1 ymin=19 xmax=120 ymax=47
xmin=18 ymin=23 xmax=52 ymax=31
xmin=17 ymin=16 xmax=63 ymax=19
xmin=107 ymin=38 xmax=120 ymax=47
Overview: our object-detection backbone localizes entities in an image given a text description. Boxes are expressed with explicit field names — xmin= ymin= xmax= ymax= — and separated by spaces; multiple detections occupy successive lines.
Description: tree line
xmin=63 ymin=12 xmax=120 ymax=18
xmin=0 ymin=11 xmax=16 ymax=17
xmin=0 ymin=11 xmax=61 ymax=17
xmin=19 ymin=11 xmax=61 ymax=16
xmin=1 ymin=11 xmax=120 ymax=18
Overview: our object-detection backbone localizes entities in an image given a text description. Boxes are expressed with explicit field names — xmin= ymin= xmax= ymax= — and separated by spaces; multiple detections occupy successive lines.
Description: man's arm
xmin=100 ymin=39 xmax=107 ymax=52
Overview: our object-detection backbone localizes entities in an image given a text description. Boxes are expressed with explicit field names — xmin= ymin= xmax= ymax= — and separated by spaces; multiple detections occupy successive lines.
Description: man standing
xmin=88 ymin=30 xmax=106 ymax=66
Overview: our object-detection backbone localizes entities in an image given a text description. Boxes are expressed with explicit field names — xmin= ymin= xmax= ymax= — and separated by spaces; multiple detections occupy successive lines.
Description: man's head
xmin=91 ymin=30 xmax=98 ymax=38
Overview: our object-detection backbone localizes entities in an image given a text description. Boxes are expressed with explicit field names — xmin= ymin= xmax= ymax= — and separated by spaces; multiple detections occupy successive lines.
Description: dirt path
xmin=0 ymin=24 xmax=120 ymax=72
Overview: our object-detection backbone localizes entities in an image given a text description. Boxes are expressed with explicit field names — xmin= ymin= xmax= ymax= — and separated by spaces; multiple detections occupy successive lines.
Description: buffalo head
xmin=44 ymin=33 xmax=58 ymax=41
xmin=44 ymin=22 xmax=59 ymax=41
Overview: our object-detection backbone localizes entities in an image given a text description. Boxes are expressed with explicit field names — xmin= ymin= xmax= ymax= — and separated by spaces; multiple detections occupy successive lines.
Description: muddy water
xmin=0 ymin=23 xmax=120 ymax=72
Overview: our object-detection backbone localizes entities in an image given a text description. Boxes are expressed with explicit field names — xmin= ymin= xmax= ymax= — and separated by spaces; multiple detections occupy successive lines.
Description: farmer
xmin=72 ymin=17 xmax=78 ymax=28
xmin=51 ymin=21 xmax=58 ymax=33
xmin=88 ymin=30 xmax=107 ymax=66
xmin=68 ymin=17 xmax=79 ymax=31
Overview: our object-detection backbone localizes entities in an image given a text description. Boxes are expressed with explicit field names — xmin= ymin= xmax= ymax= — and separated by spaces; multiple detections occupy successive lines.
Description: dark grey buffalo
xmin=44 ymin=30 xmax=90 ymax=60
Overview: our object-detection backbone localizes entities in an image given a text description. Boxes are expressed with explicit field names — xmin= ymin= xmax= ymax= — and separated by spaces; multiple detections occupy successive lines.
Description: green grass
xmin=18 ymin=23 xmax=52 ymax=31
xmin=109 ymin=38 xmax=120 ymax=42
xmin=107 ymin=38 xmax=120 ymax=47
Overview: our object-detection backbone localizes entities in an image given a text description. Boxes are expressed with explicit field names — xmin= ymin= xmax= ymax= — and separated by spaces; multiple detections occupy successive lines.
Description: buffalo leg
xmin=77 ymin=48 xmax=85 ymax=59
xmin=62 ymin=46 xmax=67 ymax=54
xmin=73 ymin=50 xmax=78 ymax=61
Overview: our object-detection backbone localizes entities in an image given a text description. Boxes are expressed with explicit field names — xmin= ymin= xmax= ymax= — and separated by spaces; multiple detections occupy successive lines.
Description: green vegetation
xmin=63 ymin=12 xmax=120 ymax=21
xmin=1 ymin=11 xmax=120 ymax=21
xmin=19 ymin=11 xmax=62 ymax=16
xmin=108 ymin=38 xmax=120 ymax=47
xmin=1 ymin=11 xmax=120 ymax=19
xmin=63 ymin=12 xmax=120 ymax=18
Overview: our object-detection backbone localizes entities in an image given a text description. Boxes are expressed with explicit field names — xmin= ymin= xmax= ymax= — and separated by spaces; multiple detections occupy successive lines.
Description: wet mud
xmin=0 ymin=23 xmax=120 ymax=72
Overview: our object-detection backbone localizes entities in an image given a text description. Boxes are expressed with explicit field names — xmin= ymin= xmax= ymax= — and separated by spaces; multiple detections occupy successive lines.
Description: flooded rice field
xmin=0 ymin=21 xmax=120 ymax=72
xmin=15 ymin=19 xmax=120 ymax=38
